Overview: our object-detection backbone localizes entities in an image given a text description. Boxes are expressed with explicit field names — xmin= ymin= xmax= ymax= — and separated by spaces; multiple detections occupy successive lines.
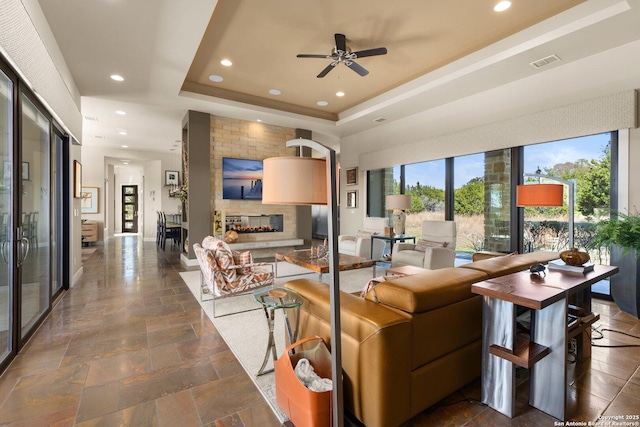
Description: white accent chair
xmin=338 ymin=217 xmax=388 ymax=260
xmin=392 ymin=220 xmax=457 ymax=269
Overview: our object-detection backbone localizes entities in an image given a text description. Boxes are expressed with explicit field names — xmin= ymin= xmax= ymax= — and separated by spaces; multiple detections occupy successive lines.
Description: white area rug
xmin=179 ymin=261 xmax=377 ymax=422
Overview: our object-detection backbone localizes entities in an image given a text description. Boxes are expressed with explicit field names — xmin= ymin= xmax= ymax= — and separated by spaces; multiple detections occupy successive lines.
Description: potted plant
xmin=588 ymin=209 xmax=640 ymax=318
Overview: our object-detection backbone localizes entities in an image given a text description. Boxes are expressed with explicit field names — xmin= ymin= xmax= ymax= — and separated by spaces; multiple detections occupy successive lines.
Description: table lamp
xmin=386 ymin=194 xmax=411 ymax=234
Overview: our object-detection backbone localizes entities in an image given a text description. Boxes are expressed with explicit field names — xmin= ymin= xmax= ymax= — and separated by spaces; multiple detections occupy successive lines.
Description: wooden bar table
xmin=471 ymin=264 xmax=618 ymax=420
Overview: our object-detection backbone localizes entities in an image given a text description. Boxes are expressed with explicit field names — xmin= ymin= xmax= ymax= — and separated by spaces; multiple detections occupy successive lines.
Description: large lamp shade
xmin=516 ymin=184 xmax=563 ymax=207
xmin=262 ymin=156 xmax=327 ymax=205
xmin=386 ymin=194 xmax=412 ymax=210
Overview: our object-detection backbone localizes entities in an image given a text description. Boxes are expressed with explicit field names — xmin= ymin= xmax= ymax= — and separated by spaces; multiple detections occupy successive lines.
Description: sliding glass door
xmin=19 ymin=93 xmax=51 ymax=339
xmin=0 ymin=69 xmax=14 ymax=365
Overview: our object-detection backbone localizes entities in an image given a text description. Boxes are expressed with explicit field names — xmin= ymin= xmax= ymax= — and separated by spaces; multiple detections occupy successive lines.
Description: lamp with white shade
xmin=386 ymin=194 xmax=412 ymax=235
xmin=262 ymin=138 xmax=344 ymax=427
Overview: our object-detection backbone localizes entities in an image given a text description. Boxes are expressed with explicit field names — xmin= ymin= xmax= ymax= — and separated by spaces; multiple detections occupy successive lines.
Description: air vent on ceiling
xmin=529 ymin=54 xmax=561 ymax=69
xmin=94 ymin=135 xmax=105 ymax=139
xmin=373 ymin=117 xmax=387 ymax=123
xmin=84 ymin=115 xmax=98 ymax=121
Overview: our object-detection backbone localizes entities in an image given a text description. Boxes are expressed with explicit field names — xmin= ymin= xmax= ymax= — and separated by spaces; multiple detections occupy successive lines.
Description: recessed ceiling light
xmin=110 ymin=74 xmax=124 ymax=82
xmin=317 ymin=101 xmax=328 ymax=106
xmin=268 ymin=89 xmax=282 ymax=95
xmin=257 ymin=119 xmax=262 ymax=122
xmin=494 ymin=1 xmax=511 ymax=12
xmin=336 ymin=91 xmax=345 ymax=97
xmin=209 ymin=74 xmax=223 ymax=82
xmin=122 ymin=145 xmax=128 ymax=148
xmin=119 ymin=130 xmax=128 ymax=135
xmin=220 ymin=59 xmax=232 ymax=66
xmin=115 ymin=110 xmax=126 ymax=115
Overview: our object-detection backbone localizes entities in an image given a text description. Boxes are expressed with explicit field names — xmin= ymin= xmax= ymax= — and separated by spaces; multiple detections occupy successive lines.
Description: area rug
xmin=179 ymin=261 xmax=377 ymax=422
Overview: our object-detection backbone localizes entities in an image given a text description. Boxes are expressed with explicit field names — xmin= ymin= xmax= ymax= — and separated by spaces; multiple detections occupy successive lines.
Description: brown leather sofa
xmin=284 ymin=251 xmax=559 ymax=427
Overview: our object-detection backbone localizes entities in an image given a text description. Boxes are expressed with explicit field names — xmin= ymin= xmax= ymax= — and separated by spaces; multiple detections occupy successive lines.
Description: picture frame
xmin=346 ymin=190 xmax=358 ymax=208
xmin=346 ymin=167 xmax=358 ymax=185
xmin=165 ymin=170 xmax=179 ymax=186
xmin=74 ymin=160 xmax=82 ymax=198
xmin=81 ymin=187 xmax=98 ymax=214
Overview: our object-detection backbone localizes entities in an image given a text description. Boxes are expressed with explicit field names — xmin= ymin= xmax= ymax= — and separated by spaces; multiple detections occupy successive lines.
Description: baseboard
xmin=72 ymin=266 xmax=83 ymax=287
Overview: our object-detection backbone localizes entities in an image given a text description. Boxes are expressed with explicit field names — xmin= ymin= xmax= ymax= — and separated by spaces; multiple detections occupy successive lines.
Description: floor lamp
xmin=516 ymin=172 xmax=575 ymax=249
xmin=262 ymin=138 xmax=343 ymax=427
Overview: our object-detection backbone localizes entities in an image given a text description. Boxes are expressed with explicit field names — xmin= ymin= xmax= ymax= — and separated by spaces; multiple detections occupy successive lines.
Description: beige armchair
xmin=194 ymin=236 xmax=274 ymax=317
xmin=392 ymin=220 xmax=457 ymax=269
xmin=338 ymin=217 xmax=388 ymax=260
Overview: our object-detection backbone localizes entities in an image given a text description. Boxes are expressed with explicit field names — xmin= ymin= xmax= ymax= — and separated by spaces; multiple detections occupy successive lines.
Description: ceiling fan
xmin=297 ymin=33 xmax=387 ymax=78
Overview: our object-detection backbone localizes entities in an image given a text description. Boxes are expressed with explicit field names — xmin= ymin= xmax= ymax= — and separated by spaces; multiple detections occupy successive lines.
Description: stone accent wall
xmin=484 ymin=149 xmax=512 ymax=252
xmin=209 ymin=116 xmax=297 ymax=243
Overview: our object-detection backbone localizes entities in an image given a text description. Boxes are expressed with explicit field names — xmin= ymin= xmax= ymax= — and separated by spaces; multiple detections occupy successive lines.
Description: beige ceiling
xmin=183 ymin=0 xmax=584 ymax=121
xmin=34 ymin=0 xmax=640 ymax=154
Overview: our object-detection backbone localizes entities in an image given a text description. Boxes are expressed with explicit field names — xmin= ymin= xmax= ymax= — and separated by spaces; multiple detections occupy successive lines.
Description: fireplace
xmin=225 ymin=214 xmax=283 ymax=233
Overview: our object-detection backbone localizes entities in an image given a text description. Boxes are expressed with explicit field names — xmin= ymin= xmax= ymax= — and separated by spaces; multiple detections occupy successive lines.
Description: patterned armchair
xmin=194 ymin=236 xmax=274 ymax=317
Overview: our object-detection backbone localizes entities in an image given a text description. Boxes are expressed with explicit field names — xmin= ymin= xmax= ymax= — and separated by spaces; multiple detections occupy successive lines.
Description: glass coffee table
xmin=253 ymin=287 xmax=303 ymax=376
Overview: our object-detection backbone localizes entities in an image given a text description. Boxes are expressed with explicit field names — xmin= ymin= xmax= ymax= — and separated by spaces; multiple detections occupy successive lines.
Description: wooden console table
xmin=471 ymin=264 xmax=618 ymax=420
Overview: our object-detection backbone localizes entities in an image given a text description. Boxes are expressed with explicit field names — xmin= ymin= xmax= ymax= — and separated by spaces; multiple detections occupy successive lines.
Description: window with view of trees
xmin=366 ymin=131 xmax=615 ymax=294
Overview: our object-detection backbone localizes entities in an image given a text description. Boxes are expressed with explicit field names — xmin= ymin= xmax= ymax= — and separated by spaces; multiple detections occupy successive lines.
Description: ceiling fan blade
xmin=352 ymin=47 xmax=387 ymax=58
xmin=317 ymin=63 xmax=337 ymax=78
xmin=335 ymin=33 xmax=347 ymax=52
xmin=346 ymin=60 xmax=369 ymax=76
xmin=297 ymin=54 xmax=331 ymax=59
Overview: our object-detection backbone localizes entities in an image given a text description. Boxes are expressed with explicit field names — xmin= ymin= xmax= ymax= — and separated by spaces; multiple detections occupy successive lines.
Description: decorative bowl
xmin=560 ymin=248 xmax=590 ymax=266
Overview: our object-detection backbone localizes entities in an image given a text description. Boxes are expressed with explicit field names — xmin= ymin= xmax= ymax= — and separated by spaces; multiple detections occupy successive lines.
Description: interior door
xmin=122 ymin=185 xmax=138 ymax=233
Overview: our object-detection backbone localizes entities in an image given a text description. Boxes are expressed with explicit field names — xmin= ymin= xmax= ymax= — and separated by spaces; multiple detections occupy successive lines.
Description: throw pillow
xmin=232 ymin=250 xmax=253 ymax=274
xmin=414 ymin=239 xmax=447 ymax=252
xmin=215 ymin=246 xmax=236 ymax=283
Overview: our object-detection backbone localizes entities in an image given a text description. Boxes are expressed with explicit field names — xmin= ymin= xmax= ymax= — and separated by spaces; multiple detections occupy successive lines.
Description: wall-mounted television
xmin=222 ymin=157 xmax=263 ymax=200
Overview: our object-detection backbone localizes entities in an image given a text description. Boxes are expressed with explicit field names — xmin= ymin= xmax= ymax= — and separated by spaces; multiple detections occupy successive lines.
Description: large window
xmin=366 ymin=131 xmax=614 ymax=293
xmin=403 ymin=160 xmax=446 ymax=239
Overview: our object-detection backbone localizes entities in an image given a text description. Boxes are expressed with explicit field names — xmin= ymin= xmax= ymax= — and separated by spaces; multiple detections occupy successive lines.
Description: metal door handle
xmin=16 ymin=226 xmax=29 ymax=267
xmin=0 ymin=241 xmax=9 ymax=264
xmin=18 ymin=237 xmax=29 ymax=267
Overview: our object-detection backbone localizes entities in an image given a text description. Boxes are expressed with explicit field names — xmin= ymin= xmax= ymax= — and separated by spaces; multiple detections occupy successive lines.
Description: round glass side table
xmin=253 ymin=287 xmax=303 ymax=376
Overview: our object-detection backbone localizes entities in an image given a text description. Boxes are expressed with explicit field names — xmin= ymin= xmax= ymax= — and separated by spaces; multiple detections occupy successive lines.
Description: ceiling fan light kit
xmin=297 ymin=33 xmax=387 ymax=78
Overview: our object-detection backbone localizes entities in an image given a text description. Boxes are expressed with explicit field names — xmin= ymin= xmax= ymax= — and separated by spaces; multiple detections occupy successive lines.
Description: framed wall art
xmin=81 ymin=187 xmax=98 ymax=214
xmin=346 ymin=190 xmax=358 ymax=208
xmin=165 ymin=170 xmax=179 ymax=186
xmin=74 ymin=160 xmax=82 ymax=198
xmin=346 ymin=167 xmax=358 ymax=185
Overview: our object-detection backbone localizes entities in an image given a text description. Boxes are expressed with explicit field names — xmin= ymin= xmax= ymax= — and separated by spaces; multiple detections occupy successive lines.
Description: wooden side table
xmin=471 ymin=265 xmax=618 ymax=419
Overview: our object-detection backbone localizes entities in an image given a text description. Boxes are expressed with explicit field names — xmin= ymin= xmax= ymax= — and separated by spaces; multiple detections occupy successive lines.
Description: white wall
xmin=81 ymin=145 xmax=181 ymax=241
